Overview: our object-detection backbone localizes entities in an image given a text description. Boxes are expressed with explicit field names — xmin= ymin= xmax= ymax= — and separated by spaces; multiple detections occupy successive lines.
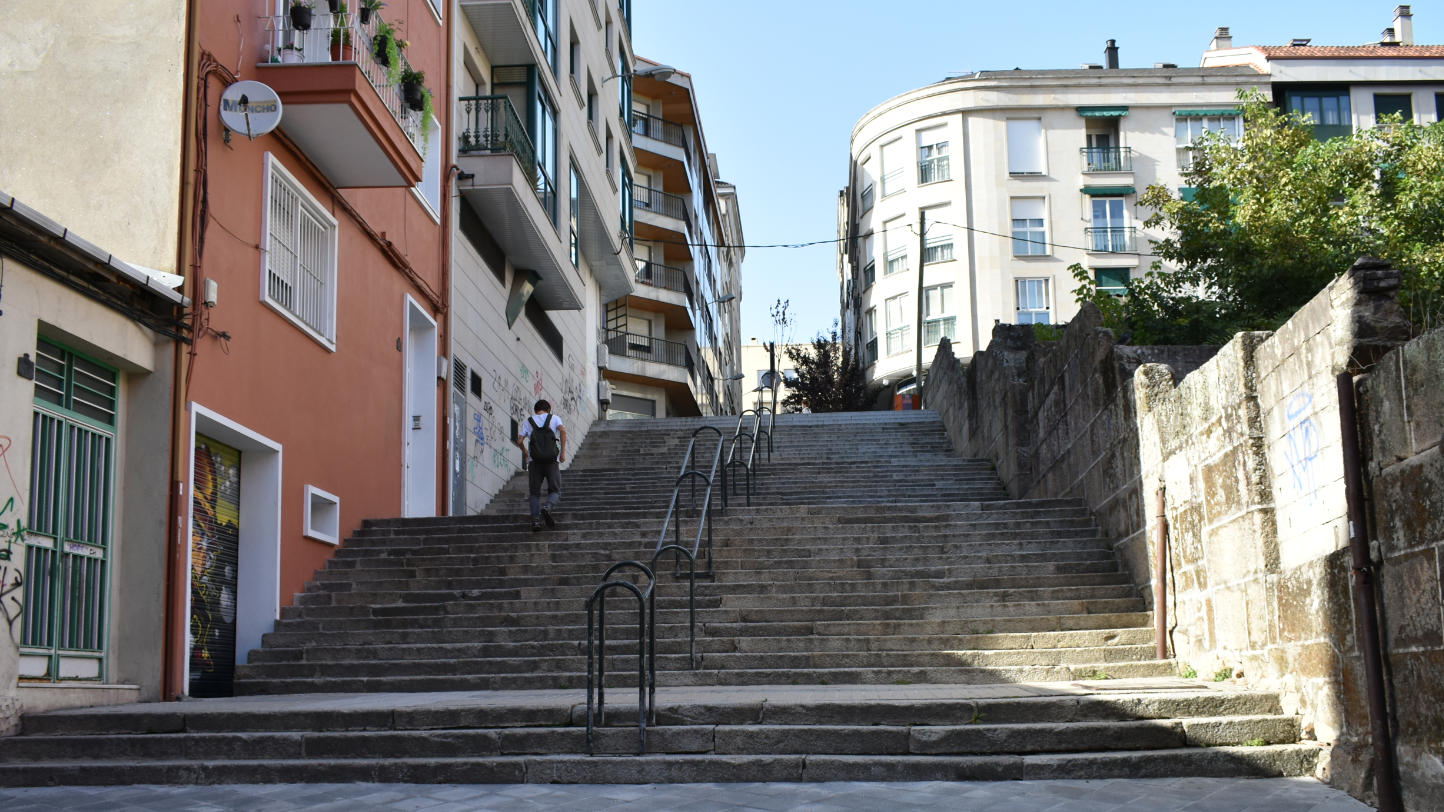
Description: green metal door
xmin=21 ymin=338 xmax=116 ymax=681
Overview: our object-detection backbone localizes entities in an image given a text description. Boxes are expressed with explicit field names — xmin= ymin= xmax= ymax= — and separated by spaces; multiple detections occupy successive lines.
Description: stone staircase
xmin=0 ymin=411 xmax=1320 ymax=785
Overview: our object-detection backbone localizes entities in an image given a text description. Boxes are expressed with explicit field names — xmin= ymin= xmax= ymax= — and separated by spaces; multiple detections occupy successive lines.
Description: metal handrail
xmin=656 ymin=426 xmax=726 ymax=577
xmin=650 ymin=544 xmax=697 ymax=674
xmin=630 ymin=111 xmax=687 ymax=148
xmin=586 ymin=560 xmax=653 ymax=755
xmin=723 ymin=429 xmax=756 ymax=506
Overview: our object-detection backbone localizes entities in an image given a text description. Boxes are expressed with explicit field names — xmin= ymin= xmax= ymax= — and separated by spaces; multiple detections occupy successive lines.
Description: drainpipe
xmin=1153 ymin=486 xmax=1168 ymax=661
xmin=1336 ymin=372 xmax=1402 ymax=812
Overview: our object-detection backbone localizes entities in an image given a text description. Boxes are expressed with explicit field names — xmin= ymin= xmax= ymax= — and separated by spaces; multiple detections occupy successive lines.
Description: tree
xmin=1075 ymin=91 xmax=1444 ymax=343
xmin=781 ymin=323 xmax=877 ymax=413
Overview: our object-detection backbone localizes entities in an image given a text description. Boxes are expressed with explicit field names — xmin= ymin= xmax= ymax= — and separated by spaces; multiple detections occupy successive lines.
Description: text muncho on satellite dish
xmin=219 ymin=80 xmax=283 ymax=139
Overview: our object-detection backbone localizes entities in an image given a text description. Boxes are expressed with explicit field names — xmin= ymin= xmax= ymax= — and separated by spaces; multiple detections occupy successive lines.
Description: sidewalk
xmin=0 ymin=777 xmax=1372 ymax=811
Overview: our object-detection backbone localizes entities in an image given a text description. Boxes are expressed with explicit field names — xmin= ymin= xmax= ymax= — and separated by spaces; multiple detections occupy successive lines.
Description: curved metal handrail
xmin=586 ymin=561 xmax=654 ymax=756
xmin=650 ymin=543 xmax=698 ymax=676
xmin=656 ymin=426 xmax=725 ymax=576
xmin=724 ymin=430 xmax=756 ymax=506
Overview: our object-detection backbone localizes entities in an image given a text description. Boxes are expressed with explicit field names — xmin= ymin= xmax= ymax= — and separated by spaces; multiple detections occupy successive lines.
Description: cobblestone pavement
xmin=0 ymin=777 xmax=1372 ymax=811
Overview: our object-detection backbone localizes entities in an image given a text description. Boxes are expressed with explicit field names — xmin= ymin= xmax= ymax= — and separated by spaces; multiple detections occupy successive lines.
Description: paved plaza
xmin=0 ymin=777 xmax=1372 ymax=811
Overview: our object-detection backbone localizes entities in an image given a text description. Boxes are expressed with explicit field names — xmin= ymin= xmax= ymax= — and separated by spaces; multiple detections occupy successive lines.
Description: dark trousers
xmin=528 ymin=459 xmax=561 ymax=517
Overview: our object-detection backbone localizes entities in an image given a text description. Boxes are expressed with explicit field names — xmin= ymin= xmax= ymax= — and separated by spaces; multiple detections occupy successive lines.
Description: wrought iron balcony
xmin=1086 ymin=226 xmax=1137 ymax=253
xmin=257 ymin=10 xmax=424 ymax=186
xmin=458 ymin=95 xmax=545 ymax=197
xmin=631 ymin=112 xmax=686 ymax=148
xmin=634 ymin=261 xmax=694 ymax=305
xmin=1081 ymin=147 xmax=1133 ymax=173
xmin=634 ymin=184 xmax=689 ymax=224
xmin=605 ymin=329 xmax=693 ymax=369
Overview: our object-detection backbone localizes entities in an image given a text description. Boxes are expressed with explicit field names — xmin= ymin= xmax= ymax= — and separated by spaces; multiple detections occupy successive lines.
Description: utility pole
xmin=766 ymin=341 xmax=777 ymax=414
xmin=913 ymin=208 xmax=926 ymax=408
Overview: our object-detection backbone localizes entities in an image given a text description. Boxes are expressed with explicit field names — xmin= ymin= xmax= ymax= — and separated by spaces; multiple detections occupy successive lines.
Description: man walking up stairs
xmin=0 ymin=411 xmax=1321 ymax=786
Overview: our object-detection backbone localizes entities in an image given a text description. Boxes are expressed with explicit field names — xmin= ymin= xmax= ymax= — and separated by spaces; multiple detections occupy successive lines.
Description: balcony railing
xmin=605 ymin=330 xmax=692 ymax=369
xmin=634 ymin=184 xmax=689 ymax=224
xmin=631 ymin=112 xmax=686 ymax=148
xmin=918 ymin=155 xmax=950 ymax=184
xmin=1081 ymin=147 xmax=1133 ymax=172
xmin=260 ymin=11 xmax=422 ymax=150
xmin=925 ymin=316 xmax=956 ymax=346
xmin=458 ymin=94 xmax=546 ymax=193
xmin=634 ymin=261 xmax=693 ymax=305
xmin=886 ymin=326 xmax=910 ymax=356
xmin=1086 ymin=226 xmax=1137 ymax=253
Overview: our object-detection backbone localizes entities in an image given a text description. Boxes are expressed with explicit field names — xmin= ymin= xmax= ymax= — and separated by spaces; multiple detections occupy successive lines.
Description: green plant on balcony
xmin=371 ymin=19 xmax=404 ymax=84
xmin=289 ymin=0 xmax=314 ymax=31
xmin=330 ymin=20 xmax=353 ymax=61
xmin=360 ymin=0 xmax=385 ymax=24
xmin=399 ymin=67 xmax=435 ymax=150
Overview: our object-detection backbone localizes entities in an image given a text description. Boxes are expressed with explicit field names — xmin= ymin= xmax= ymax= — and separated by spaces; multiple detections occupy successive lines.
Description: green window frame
xmin=1285 ymin=89 xmax=1352 ymax=141
xmin=1094 ymin=267 xmax=1131 ymax=297
xmin=22 ymin=337 xmax=117 ymax=682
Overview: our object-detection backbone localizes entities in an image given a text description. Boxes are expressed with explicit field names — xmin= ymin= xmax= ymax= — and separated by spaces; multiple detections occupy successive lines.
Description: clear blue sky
xmin=631 ymin=1 xmax=1436 ymax=345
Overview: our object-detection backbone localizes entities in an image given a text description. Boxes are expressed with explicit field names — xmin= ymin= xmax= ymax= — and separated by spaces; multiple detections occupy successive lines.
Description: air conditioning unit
xmin=597 ymin=344 xmax=610 ymax=369
xmin=598 ymin=380 xmax=612 ymax=404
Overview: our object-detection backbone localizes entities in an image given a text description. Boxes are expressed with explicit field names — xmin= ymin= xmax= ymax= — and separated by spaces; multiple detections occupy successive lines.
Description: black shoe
xmin=531 ymin=520 xmax=542 ymax=532
xmin=541 ymin=507 xmax=556 ymax=528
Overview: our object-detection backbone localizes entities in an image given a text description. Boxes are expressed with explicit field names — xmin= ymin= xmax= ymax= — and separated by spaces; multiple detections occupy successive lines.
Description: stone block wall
xmin=1358 ymin=326 xmax=1444 ymax=809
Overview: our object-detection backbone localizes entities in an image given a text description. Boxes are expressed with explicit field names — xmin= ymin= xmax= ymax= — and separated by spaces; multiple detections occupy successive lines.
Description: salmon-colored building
xmin=174 ymin=0 xmax=450 ymax=698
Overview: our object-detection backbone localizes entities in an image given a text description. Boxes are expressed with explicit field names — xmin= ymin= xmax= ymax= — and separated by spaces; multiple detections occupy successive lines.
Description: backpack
xmin=528 ymin=415 xmax=559 ymax=463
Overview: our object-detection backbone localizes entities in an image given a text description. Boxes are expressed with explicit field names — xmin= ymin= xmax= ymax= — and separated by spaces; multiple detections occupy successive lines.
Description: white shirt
xmin=518 ymin=412 xmax=564 ymax=439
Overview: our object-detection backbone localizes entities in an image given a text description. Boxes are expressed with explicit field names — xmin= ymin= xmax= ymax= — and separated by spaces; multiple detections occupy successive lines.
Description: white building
xmin=841 ymin=7 xmax=1444 ymax=389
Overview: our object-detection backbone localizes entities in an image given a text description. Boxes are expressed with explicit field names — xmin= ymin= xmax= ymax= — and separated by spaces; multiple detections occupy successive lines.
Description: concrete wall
xmin=1358 ymin=326 xmax=1444 ymax=809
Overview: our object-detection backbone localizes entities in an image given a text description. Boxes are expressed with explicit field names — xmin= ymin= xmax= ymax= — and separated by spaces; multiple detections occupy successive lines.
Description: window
xmin=534 ymin=89 xmax=559 ymax=222
xmin=863 ymin=308 xmax=878 ymax=365
xmin=568 ymin=25 xmax=580 ymax=82
xmin=1437 ymin=93 xmax=1443 ymax=122
xmin=917 ymin=127 xmax=950 ymax=184
xmin=1094 ymin=267 xmax=1130 ymax=297
xmin=1286 ymin=89 xmax=1352 ymax=140
xmin=880 ymin=139 xmax=905 ymax=197
xmin=923 ymin=207 xmax=953 ymax=264
xmin=605 ymin=127 xmax=615 ymax=173
xmin=1006 ymin=119 xmax=1044 ymax=174
xmin=1010 ymin=198 xmax=1047 ymax=256
xmin=526 ymin=297 xmax=564 ymax=361
xmin=883 ymin=217 xmax=907 ymax=275
xmin=861 ymin=233 xmax=875 ymax=288
xmin=1015 ymin=278 xmax=1051 ymax=324
xmin=304 ymin=485 xmax=341 ymax=545
xmin=619 ymin=52 xmax=633 ymax=128
xmin=416 ymin=114 xmax=442 ymax=217
xmin=858 ymin=157 xmax=875 ymax=212
xmin=885 ymin=293 xmax=910 ymax=356
xmin=620 ymin=162 xmax=633 ymax=242
xmin=924 ymin=284 xmax=955 ymax=346
xmin=1175 ymin=114 xmax=1241 ymax=169
xmin=1089 ymin=198 xmax=1130 ymax=252
xmin=1374 ymin=93 xmax=1413 ymax=124
xmin=535 ymin=0 xmax=558 ymax=75
xmin=569 ymin=163 xmax=580 ymax=267
xmin=264 ymin=154 xmax=338 ymax=347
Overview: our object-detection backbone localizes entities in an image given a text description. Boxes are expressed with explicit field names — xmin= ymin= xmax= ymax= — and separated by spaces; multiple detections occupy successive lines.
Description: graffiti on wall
xmin=190 ymin=437 xmax=241 ymax=698
xmin=1282 ymin=392 xmax=1322 ymax=504
xmin=0 ymin=435 xmax=26 ymax=641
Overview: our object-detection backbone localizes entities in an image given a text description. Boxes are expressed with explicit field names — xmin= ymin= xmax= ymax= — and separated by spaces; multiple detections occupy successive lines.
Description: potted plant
xmin=289 ymin=0 xmax=314 ymax=31
xmin=359 ymin=0 xmax=384 ymax=25
xmin=279 ymin=43 xmax=305 ymax=63
xmin=330 ymin=25 xmax=353 ymax=61
xmin=326 ymin=0 xmax=342 ymax=13
xmin=372 ymin=19 xmax=404 ymax=83
xmin=400 ymin=67 xmax=426 ymax=111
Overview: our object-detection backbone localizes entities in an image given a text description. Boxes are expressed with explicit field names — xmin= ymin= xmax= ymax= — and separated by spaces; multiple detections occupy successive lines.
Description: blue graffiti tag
xmin=1282 ymin=393 xmax=1321 ymax=503
xmin=471 ymin=412 xmax=485 ymax=446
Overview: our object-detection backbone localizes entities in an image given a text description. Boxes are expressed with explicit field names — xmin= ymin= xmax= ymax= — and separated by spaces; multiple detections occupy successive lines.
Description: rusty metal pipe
xmin=1337 ymin=372 xmax=1402 ymax=812
xmin=1153 ymin=487 xmax=1168 ymax=661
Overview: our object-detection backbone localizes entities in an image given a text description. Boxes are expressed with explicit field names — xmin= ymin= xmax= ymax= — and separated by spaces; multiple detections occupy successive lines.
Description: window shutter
xmin=1007 ymin=119 xmax=1044 ymax=174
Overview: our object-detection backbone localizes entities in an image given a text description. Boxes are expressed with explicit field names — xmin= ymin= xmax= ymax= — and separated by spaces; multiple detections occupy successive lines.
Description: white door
xmin=403 ymin=296 xmax=438 ymax=517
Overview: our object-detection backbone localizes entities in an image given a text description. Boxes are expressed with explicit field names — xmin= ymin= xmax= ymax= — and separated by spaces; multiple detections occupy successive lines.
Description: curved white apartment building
xmin=840 ymin=51 xmax=1261 ymax=388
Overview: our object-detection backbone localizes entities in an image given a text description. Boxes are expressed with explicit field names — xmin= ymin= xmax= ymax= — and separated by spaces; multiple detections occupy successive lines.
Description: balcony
xmin=1081 ymin=147 xmax=1133 ymax=173
xmin=633 ymin=183 xmax=692 ymax=248
xmin=456 ymin=94 xmax=582 ymax=309
xmin=918 ymin=155 xmax=950 ymax=184
xmin=257 ymin=11 xmax=423 ymax=187
xmin=1086 ymin=226 xmax=1137 ymax=253
xmin=627 ymin=261 xmax=695 ymax=329
xmin=925 ymin=316 xmax=957 ymax=346
xmin=603 ymin=329 xmax=698 ymax=412
xmin=459 ymin=0 xmax=550 ymax=68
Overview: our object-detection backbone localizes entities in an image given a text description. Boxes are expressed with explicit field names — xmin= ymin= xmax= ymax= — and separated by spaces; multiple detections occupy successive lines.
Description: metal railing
xmin=1085 ymin=226 xmax=1137 ymax=253
xmin=458 ymin=95 xmax=536 ymax=171
xmin=724 ymin=407 xmax=773 ymax=507
xmin=605 ymin=330 xmax=692 ymax=370
xmin=1081 ymin=146 xmax=1133 ymax=172
xmin=634 ymin=261 xmax=693 ymax=306
xmin=656 ymin=426 xmax=727 ymax=578
xmin=634 ymin=184 xmax=689 ymax=224
xmin=918 ymin=155 xmax=950 ymax=184
xmin=631 ymin=112 xmax=687 ymax=148
xmin=925 ymin=316 xmax=957 ymax=346
xmin=259 ymin=11 xmax=422 ymax=150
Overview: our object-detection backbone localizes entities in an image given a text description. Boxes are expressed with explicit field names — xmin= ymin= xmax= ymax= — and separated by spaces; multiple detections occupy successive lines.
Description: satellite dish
xmin=219 ymin=80 xmax=283 ymax=140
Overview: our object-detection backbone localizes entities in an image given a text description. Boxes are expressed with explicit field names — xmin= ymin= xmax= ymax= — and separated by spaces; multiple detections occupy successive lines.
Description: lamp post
xmin=600 ymin=64 xmax=677 ymax=84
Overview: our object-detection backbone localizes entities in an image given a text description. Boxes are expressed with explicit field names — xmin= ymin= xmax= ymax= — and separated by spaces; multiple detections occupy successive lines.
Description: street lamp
xmin=600 ymin=63 xmax=676 ymax=84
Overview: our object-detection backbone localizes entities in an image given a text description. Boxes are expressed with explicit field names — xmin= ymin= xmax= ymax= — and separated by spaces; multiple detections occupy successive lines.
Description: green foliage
xmin=1180 ymin=663 xmax=1198 ymax=680
xmin=1095 ymin=90 xmax=1444 ymax=343
xmin=781 ymin=323 xmax=880 ymax=413
xmin=1031 ymin=322 xmax=1065 ymax=342
xmin=1242 ymin=738 xmax=1268 ymax=747
xmin=1078 ymin=669 xmax=1114 ymax=681
xmin=372 ymin=20 xmax=404 ymax=84
xmin=1213 ymin=666 xmax=1234 ymax=682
